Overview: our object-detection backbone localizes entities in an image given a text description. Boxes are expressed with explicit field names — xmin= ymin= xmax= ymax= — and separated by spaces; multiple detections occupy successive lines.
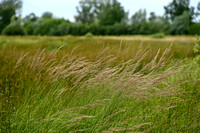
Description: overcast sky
xmin=22 ymin=0 xmax=200 ymax=21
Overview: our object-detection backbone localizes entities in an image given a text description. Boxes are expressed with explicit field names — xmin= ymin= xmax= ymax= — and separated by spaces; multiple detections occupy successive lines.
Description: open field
xmin=0 ymin=36 xmax=196 ymax=60
xmin=0 ymin=36 xmax=200 ymax=132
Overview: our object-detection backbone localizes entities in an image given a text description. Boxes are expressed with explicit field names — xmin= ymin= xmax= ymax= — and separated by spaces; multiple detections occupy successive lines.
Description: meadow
xmin=0 ymin=35 xmax=199 ymax=132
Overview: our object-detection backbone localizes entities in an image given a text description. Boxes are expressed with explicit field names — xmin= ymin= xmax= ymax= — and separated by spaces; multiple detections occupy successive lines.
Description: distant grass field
xmin=0 ymin=36 xmax=199 ymax=132
xmin=0 ymin=35 xmax=196 ymax=60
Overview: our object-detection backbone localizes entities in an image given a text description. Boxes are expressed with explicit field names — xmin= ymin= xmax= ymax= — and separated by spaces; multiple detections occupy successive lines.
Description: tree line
xmin=0 ymin=0 xmax=200 ymax=36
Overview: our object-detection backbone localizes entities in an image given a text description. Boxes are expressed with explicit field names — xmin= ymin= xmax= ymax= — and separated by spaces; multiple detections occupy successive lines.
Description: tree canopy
xmin=75 ymin=0 xmax=97 ymax=24
xmin=97 ymin=0 xmax=126 ymax=25
xmin=0 ymin=0 xmax=22 ymax=13
xmin=0 ymin=0 xmax=22 ymax=33
xmin=0 ymin=0 xmax=200 ymax=36
xmin=164 ymin=0 xmax=195 ymax=22
xmin=75 ymin=0 xmax=126 ymax=25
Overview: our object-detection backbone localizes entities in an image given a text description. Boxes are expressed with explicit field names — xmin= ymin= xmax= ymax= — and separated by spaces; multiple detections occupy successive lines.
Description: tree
xmin=164 ymin=0 xmax=194 ymax=22
xmin=130 ymin=9 xmax=148 ymax=34
xmin=75 ymin=0 xmax=97 ymax=24
xmin=148 ymin=12 xmax=168 ymax=34
xmin=149 ymin=12 xmax=156 ymax=22
xmin=0 ymin=0 xmax=22 ymax=33
xmin=0 ymin=6 xmax=15 ymax=32
xmin=2 ymin=15 xmax=26 ymax=35
xmin=23 ymin=13 xmax=38 ymax=35
xmin=170 ymin=11 xmax=190 ymax=35
xmin=34 ymin=19 xmax=65 ymax=35
xmin=23 ymin=13 xmax=38 ymax=24
xmin=196 ymin=2 xmax=200 ymax=19
xmin=98 ymin=0 xmax=126 ymax=25
xmin=131 ymin=9 xmax=146 ymax=25
xmin=0 ymin=0 xmax=22 ymax=13
xmin=75 ymin=0 xmax=126 ymax=25
xmin=42 ymin=12 xmax=53 ymax=19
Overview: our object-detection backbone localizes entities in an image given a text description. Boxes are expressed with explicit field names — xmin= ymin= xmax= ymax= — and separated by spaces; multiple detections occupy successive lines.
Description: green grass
xmin=0 ymin=36 xmax=199 ymax=132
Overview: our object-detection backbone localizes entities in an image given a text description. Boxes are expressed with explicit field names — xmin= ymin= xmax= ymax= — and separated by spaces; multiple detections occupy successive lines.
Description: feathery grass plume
xmin=0 ymin=42 xmax=199 ymax=132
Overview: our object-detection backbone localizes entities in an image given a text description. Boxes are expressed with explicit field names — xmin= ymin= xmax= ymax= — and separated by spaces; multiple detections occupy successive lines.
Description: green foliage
xmin=0 ymin=0 xmax=200 ymax=36
xmin=75 ymin=0 xmax=126 ymax=25
xmin=151 ymin=33 xmax=165 ymax=38
xmin=131 ymin=9 xmax=146 ymax=25
xmin=85 ymin=32 xmax=93 ymax=37
xmin=23 ymin=13 xmax=38 ymax=35
xmin=2 ymin=16 xmax=26 ymax=35
xmin=130 ymin=9 xmax=152 ymax=35
xmin=189 ymin=23 xmax=200 ymax=35
xmin=75 ymin=0 xmax=96 ymax=24
xmin=148 ymin=12 xmax=170 ymax=34
xmin=34 ymin=19 xmax=65 ymax=35
xmin=164 ymin=0 xmax=194 ymax=22
xmin=170 ymin=11 xmax=190 ymax=35
xmin=42 ymin=11 xmax=53 ymax=19
xmin=23 ymin=13 xmax=38 ymax=23
xmin=98 ymin=0 xmax=126 ymax=25
xmin=0 ymin=0 xmax=22 ymax=33
xmin=194 ymin=36 xmax=200 ymax=65
xmin=49 ymin=22 xmax=71 ymax=36
xmin=0 ymin=7 xmax=15 ymax=33
xmin=194 ymin=36 xmax=200 ymax=54
xmin=0 ymin=0 xmax=22 ymax=13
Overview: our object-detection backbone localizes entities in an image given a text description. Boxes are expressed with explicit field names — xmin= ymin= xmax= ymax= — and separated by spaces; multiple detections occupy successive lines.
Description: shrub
xmin=151 ymin=33 xmax=165 ymax=38
xmin=34 ymin=19 xmax=66 ymax=35
xmin=2 ymin=16 xmax=26 ymax=35
xmin=49 ymin=22 xmax=71 ymax=36
xmin=85 ymin=32 xmax=93 ymax=37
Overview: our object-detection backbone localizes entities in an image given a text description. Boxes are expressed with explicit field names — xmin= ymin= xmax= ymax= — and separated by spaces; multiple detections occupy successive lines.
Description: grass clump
xmin=151 ymin=33 xmax=165 ymax=38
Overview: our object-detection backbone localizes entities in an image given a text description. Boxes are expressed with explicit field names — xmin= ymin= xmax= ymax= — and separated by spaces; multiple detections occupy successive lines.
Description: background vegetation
xmin=0 ymin=0 xmax=200 ymax=36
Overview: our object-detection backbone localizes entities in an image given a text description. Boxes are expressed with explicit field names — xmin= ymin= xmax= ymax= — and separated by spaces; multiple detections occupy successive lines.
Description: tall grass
xmin=0 ymin=41 xmax=199 ymax=132
xmin=0 ymin=36 xmax=195 ymax=60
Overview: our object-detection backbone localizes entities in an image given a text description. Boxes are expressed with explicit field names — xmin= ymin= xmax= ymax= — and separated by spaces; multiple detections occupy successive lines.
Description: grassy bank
xmin=0 ymin=36 xmax=199 ymax=132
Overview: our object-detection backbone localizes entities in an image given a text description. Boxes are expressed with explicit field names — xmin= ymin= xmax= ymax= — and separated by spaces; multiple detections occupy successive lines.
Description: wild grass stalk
xmin=0 ymin=41 xmax=199 ymax=132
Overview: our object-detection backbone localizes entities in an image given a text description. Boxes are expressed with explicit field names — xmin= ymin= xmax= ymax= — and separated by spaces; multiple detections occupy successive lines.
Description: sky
xmin=22 ymin=0 xmax=200 ymax=21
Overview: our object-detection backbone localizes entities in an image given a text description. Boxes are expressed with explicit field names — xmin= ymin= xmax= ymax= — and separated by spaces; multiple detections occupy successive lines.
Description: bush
xmin=34 ymin=19 xmax=66 ymax=35
xmin=85 ymin=32 xmax=93 ymax=37
xmin=24 ymin=22 xmax=35 ymax=35
xmin=2 ymin=16 xmax=26 ymax=36
xmin=151 ymin=33 xmax=165 ymax=38
xmin=49 ymin=22 xmax=71 ymax=36
xmin=189 ymin=23 xmax=200 ymax=35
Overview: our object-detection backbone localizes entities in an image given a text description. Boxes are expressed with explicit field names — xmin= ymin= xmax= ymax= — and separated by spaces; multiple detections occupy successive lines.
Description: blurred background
xmin=0 ymin=0 xmax=200 ymax=36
